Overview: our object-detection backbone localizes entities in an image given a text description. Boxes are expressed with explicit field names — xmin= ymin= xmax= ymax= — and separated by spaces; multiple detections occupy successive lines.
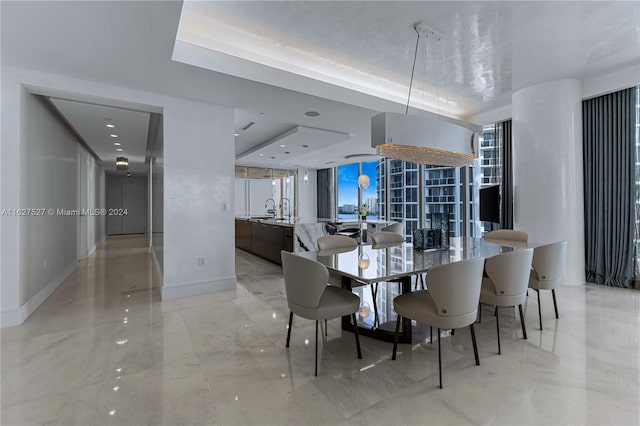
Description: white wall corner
xmin=160 ymin=276 xmax=237 ymax=301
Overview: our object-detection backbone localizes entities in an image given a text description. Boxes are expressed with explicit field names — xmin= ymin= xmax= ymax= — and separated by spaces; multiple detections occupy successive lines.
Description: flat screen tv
xmin=479 ymin=185 xmax=500 ymax=223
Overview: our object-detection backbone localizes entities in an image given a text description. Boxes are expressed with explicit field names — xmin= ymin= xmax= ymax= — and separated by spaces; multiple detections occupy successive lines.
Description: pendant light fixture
xmin=302 ymin=144 xmax=309 ymax=184
xmin=371 ymin=23 xmax=482 ymax=166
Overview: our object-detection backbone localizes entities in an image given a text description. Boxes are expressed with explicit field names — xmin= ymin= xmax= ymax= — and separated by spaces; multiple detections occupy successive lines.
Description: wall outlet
xmin=198 ymin=257 xmax=205 ymax=267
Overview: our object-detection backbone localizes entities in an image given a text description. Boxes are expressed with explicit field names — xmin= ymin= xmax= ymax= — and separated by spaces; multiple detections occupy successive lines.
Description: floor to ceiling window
xmin=337 ymin=161 xmax=379 ymax=220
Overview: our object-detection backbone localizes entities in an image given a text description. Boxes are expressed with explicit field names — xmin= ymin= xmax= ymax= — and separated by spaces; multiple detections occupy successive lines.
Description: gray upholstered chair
xmin=480 ymin=248 xmax=534 ymax=354
xmin=317 ymin=234 xmax=358 ymax=253
xmin=317 ymin=235 xmax=357 ymax=287
xmin=381 ymin=222 xmax=403 ymax=235
xmin=529 ymin=241 xmax=567 ymax=330
xmin=391 ymin=257 xmax=485 ymax=389
xmin=370 ymin=231 xmax=404 ymax=247
xmin=281 ymin=251 xmax=362 ymax=376
xmin=483 ymin=229 xmax=528 ymax=243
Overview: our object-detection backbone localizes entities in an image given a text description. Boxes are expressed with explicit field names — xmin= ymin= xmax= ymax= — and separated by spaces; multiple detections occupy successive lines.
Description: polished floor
xmin=2 ymin=235 xmax=639 ymax=425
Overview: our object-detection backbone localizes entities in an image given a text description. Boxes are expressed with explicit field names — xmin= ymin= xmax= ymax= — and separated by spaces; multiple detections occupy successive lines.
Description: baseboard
xmin=1 ymin=260 xmax=79 ymax=328
xmin=160 ymin=276 xmax=237 ymax=300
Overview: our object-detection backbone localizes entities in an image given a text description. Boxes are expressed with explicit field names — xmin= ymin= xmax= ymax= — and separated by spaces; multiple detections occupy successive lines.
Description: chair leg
xmin=286 ymin=312 xmax=293 ymax=348
xmin=552 ymin=289 xmax=559 ymax=319
xmin=496 ymin=307 xmax=501 ymax=355
xmin=392 ymin=314 xmax=401 ymax=360
xmin=470 ymin=324 xmax=480 ymax=366
xmin=536 ymin=289 xmax=543 ymax=330
xmin=438 ymin=327 xmax=443 ymax=389
xmin=315 ymin=320 xmax=319 ymax=376
xmin=430 ymin=326 xmax=433 ymax=344
xmin=352 ymin=313 xmax=362 ymax=359
xmin=478 ymin=302 xmax=482 ymax=323
xmin=451 ymin=328 xmax=455 ymax=336
xmin=518 ymin=304 xmax=527 ymax=340
xmin=325 ymin=319 xmax=328 ymax=337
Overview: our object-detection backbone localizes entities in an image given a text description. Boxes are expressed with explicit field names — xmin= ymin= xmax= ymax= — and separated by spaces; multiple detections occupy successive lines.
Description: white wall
xmin=1 ymin=66 xmax=237 ymax=325
xmin=161 ymin=99 xmax=236 ymax=299
xmin=0 ymin=88 xmax=105 ymax=326
xmin=297 ymin=169 xmax=317 ymax=219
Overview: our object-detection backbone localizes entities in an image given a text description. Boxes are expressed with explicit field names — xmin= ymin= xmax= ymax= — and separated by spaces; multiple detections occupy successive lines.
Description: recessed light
xmin=280 ymin=144 xmax=285 ymax=147
xmin=259 ymin=112 xmax=266 ymax=115
xmin=259 ymin=153 xmax=264 ymax=156
xmin=116 ymin=148 xmax=123 ymax=152
xmin=305 ymin=111 xmax=320 ymax=117
xmin=106 ymin=124 xmax=115 ymax=128
xmin=110 ymin=134 xmax=118 ymax=138
xmin=234 ymin=133 xmax=239 ymax=137
xmin=114 ymin=142 xmax=121 ymax=146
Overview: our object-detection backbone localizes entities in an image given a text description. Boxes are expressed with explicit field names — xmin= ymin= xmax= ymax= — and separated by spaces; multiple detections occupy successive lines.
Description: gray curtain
xmin=500 ymin=120 xmax=513 ymax=229
xmin=316 ymin=168 xmax=335 ymax=219
xmin=583 ymin=87 xmax=636 ymax=287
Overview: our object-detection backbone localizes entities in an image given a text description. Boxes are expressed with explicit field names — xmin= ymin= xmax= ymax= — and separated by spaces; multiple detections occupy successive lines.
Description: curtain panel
xmin=583 ymin=87 xmax=636 ymax=287
xmin=500 ymin=120 xmax=514 ymax=229
xmin=316 ymin=168 xmax=335 ymax=219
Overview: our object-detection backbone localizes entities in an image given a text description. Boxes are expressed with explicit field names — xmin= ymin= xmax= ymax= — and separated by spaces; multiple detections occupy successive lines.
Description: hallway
xmin=2 ymin=236 xmax=640 ymax=425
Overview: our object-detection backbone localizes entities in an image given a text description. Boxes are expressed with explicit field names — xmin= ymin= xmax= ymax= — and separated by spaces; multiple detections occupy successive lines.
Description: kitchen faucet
xmin=265 ymin=198 xmax=276 ymax=217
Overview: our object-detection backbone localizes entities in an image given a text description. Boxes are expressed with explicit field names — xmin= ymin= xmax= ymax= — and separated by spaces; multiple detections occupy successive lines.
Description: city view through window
xmin=337 ymin=161 xmax=379 ymax=220
xmin=335 ymin=125 xmax=501 ymax=241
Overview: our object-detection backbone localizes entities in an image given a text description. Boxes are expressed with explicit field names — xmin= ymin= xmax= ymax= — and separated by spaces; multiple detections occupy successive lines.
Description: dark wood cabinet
xmin=235 ymin=219 xmax=294 ymax=265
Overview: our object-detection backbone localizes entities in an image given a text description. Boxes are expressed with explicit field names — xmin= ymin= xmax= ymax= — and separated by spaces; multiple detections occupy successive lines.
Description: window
xmin=337 ymin=161 xmax=379 ymax=219
xmin=634 ymin=88 xmax=640 ymax=285
xmin=337 ymin=163 xmax=358 ymax=219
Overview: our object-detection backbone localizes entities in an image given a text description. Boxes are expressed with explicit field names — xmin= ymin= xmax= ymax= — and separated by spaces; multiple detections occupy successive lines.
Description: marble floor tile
xmin=2 ymin=235 xmax=640 ymax=425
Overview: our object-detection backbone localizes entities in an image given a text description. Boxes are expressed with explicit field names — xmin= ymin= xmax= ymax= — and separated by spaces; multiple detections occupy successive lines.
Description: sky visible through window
xmin=337 ymin=161 xmax=378 ymax=218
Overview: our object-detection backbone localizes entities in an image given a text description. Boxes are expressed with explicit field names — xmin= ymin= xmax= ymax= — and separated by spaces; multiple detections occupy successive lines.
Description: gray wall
xmin=19 ymin=94 xmax=105 ymax=306
xmin=150 ymin=115 xmax=164 ymax=274
xmin=106 ymin=174 xmax=147 ymax=235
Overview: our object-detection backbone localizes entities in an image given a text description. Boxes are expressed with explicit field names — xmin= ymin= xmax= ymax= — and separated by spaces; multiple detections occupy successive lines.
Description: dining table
xmin=297 ymin=236 xmax=541 ymax=343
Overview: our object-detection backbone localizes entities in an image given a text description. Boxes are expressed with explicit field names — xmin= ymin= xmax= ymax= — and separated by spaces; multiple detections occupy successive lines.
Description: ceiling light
xmin=106 ymin=124 xmax=115 ymax=128
xmin=234 ymin=133 xmax=239 ymax=136
xmin=115 ymin=157 xmax=128 ymax=172
xmin=280 ymin=144 xmax=285 ymax=147
xmin=259 ymin=153 xmax=264 ymax=156
xmin=116 ymin=148 xmax=123 ymax=152
xmin=305 ymin=111 xmax=320 ymax=117
xmin=114 ymin=142 xmax=121 ymax=146
xmin=358 ymin=174 xmax=370 ymax=191
xmin=110 ymin=134 xmax=118 ymax=138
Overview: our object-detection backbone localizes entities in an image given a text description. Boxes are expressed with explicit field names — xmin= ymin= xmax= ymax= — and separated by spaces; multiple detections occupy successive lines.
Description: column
xmin=512 ymin=79 xmax=585 ymax=285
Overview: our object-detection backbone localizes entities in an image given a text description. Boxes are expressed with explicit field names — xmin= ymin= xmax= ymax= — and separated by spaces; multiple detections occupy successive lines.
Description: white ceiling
xmin=176 ymin=1 xmax=640 ymax=117
xmin=2 ymin=1 xmax=639 ymax=170
xmin=49 ymin=99 xmax=150 ymax=174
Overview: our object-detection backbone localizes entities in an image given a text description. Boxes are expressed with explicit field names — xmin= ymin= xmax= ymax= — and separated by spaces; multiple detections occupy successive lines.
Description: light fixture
xmin=116 ymin=148 xmax=123 ymax=152
xmin=358 ymin=252 xmax=370 ymax=270
xmin=358 ymin=174 xmax=370 ymax=191
xmin=302 ymin=145 xmax=309 ymax=184
xmin=234 ymin=132 xmax=239 ymax=137
xmin=110 ymin=134 xmax=118 ymax=138
xmin=114 ymin=142 xmax=121 ymax=146
xmin=106 ymin=124 xmax=115 ymax=128
xmin=358 ymin=301 xmax=371 ymax=319
xmin=371 ymin=23 xmax=481 ymax=167
xmin=115 ymin=157 xmax=128 ymax=172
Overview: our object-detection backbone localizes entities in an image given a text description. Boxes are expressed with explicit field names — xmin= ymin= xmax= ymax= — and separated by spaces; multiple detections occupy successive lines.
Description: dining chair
xmin=391 ymin=257 xmax=485 ymax=389
xmin=483 ymin=229 xmax=528 ymax=243
xmin=381 ymin=222 xmax=403 ymax=234
xmin=371 ymin=231 xmax=405 ymax=246
xmin=317 ymin=234 xmax=358 ymax=252
xmin=281 ymin=251 xmax=362 ymax=376
xmin=529 ymin=241 xmax=567 ymax=330
xmin=479 ymin=248 xmax=534 ymax=354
